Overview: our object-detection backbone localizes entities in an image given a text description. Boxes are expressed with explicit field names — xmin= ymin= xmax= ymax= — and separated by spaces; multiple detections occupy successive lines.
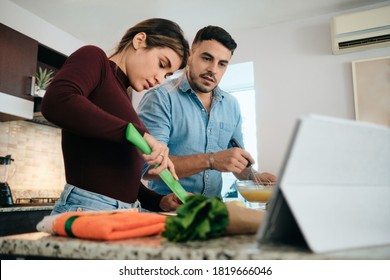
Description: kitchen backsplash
xmin=0 ymin=120 xmax=64 ymax=199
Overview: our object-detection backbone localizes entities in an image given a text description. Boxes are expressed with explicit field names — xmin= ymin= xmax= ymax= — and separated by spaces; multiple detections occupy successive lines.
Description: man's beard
xmin=189 ymin=71 xmax=217 ymax=94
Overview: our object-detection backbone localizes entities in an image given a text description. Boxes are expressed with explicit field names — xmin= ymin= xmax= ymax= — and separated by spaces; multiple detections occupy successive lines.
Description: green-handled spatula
xmin=125 ymin=123 xmax=188 ymax=203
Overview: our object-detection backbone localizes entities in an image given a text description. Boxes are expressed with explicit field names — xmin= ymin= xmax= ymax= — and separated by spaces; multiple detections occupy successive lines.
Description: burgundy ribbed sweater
xmin=41 ymin=45 xmax=163 ymax=211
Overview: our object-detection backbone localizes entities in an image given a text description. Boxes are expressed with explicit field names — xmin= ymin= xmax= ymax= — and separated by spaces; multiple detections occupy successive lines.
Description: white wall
xmin=0 ymin=0 xmax=85 ymax=56
xmin=228 ymin=3 xmax=390 ymax=176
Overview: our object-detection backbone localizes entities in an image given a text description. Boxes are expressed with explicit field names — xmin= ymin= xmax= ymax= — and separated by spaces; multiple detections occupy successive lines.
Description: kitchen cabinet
xmin=0 ymin=205 xmax=52 ymax=236
xmin=0 ymin=23 xmax=67 ymax=122
xmin=0 ymin=23 xmax=37 ymax=101
xmin=0 ymin=23 xmax=37 ymax=121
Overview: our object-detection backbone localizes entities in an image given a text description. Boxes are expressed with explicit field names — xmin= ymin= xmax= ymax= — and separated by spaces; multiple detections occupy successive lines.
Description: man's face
xmin=187 ymin=39 xmax=232 ymax=94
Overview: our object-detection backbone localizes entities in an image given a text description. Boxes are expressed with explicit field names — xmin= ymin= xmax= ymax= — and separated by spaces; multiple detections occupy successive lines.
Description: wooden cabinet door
xmin=0 ymin=23 xmax=37 ymax=101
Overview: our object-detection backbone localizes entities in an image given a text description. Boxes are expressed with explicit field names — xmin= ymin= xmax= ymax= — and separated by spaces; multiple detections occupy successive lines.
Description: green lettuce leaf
xmin=162 ymin=195 xmax=229 ymax=242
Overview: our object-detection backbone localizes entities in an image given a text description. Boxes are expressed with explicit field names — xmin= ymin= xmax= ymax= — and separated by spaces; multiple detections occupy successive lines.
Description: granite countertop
xmin=1 ymin=232 xmax=389 ymax=260
xmin=0 ymin=205 xmax=54 ymax=212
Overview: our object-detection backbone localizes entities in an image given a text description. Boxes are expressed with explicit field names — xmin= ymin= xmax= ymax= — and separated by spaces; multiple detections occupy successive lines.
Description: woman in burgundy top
xmin=41 ymin=18 xmax=189 ymax=214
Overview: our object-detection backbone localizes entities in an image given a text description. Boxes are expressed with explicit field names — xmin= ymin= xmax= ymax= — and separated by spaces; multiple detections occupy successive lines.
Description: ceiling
xmin=8 ymin=0 xmax=389 ymax=50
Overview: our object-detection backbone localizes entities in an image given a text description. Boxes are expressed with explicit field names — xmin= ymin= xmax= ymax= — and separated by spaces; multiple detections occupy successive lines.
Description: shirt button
xmin=77 ymin=207 xmax=83 ymax=212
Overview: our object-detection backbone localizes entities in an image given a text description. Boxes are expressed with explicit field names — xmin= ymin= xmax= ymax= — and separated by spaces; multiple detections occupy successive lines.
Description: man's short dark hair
xmin=193 ymin=26 xmax=237 ymax=55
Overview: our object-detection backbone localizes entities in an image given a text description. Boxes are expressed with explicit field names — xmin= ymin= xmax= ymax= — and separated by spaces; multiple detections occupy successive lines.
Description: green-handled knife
xmin=125 ymin=123 xmax=188 ymax=203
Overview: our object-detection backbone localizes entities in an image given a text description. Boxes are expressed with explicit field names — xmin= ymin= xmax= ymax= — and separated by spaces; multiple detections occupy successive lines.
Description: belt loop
xmin=59 ymin=184 xmax=75 ymax=205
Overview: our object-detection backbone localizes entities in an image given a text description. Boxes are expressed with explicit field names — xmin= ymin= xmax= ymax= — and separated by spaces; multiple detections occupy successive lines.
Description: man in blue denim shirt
xmin=138 ymin=26 xmax=276 ymax=197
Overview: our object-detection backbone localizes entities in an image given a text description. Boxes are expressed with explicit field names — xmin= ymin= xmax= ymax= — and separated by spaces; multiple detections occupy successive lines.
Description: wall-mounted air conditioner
xmin=331 ymin=5 xmax=390 ymax=54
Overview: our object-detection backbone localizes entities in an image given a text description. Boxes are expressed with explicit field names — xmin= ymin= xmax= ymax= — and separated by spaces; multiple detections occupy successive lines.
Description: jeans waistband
xmin=61 ymin=184 xmax=141 ymax=210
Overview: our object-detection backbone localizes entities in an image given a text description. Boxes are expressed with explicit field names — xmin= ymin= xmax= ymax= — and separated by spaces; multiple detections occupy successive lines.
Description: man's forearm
xmin=170 ymin=154 xmax=211 ymax=178
xmin=143 ymin=154 xmax=212 ymax=180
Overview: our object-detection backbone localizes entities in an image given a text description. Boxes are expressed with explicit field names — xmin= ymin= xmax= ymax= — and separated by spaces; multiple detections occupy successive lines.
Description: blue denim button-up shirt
xmin=137 ymin=75 xmax=243 ymax=197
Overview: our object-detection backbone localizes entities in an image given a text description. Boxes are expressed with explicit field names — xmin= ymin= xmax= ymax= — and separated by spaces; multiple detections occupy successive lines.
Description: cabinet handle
xmin=30 ymin=76 xmax=36 ymax=96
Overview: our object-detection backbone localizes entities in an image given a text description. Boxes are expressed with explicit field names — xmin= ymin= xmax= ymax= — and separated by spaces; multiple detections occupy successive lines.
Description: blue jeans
xmin=51 ymin=184 xmax=141 ymax=215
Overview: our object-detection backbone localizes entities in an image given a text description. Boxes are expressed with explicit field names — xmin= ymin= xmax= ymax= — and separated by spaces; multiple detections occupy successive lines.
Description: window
xmin=219 ymin=62 xmax=258 ymax=199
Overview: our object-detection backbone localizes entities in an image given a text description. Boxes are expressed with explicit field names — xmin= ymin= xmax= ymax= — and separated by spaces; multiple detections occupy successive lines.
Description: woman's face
xmin=124 ymin=35 xmax=182 ymax=92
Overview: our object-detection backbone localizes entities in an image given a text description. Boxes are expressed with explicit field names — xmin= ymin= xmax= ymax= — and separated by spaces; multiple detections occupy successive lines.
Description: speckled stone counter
xmin=0 ymin=205 xmax=54 ymax=212
xmin=1 ymin=232 xmax=389 ymax=260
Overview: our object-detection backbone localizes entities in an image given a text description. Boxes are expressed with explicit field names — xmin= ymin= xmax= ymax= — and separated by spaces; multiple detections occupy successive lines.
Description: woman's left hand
xmin=142 ymin=133 xmax=178 ymax=180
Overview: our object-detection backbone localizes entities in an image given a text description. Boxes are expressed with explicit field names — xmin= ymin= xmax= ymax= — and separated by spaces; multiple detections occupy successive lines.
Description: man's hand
xmin=212 ymin=148 xmax=255 ymax=173
xmin=254 ymin=172 xmax=277 ymax=184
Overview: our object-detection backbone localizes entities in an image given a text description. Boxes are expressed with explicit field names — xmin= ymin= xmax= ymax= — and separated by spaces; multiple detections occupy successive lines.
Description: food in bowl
xmin=235 ymin=180 xmax=275 ymax=203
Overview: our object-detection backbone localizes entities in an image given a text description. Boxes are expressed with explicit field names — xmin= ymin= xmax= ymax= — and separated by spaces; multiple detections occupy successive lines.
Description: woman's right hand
xmin=142 ymin=133 xmax=178 ymax=180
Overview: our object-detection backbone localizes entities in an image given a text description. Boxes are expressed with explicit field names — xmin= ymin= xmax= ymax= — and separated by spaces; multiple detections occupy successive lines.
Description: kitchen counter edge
xmin=1 ymin=232 xmax=389 ymax=260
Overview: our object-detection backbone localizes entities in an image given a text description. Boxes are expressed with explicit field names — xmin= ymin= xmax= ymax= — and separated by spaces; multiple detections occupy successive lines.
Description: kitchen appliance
xmin=0 ymin=155 xmax=16 ymax=206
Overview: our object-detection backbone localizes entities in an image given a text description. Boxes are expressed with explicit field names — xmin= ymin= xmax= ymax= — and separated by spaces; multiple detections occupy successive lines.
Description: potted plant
xmin=35 ymin=67 xmax=54 ymax=97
